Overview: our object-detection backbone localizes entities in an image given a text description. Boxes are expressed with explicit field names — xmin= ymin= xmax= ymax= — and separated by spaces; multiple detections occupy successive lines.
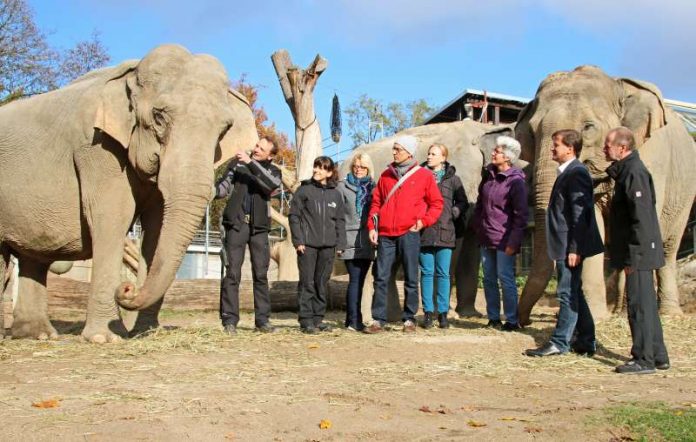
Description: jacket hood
xmin=485 ymin=163 xmax=525 ymax=180
xmin=421 ymin=161 xmax=457 ymax=179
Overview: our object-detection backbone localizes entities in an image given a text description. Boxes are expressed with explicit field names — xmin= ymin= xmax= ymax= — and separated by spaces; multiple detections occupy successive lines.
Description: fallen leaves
xmin=307 ymin=343 xmax=320 ymax=350
xmin=467 ymin=420 xmax=487 ymax=428
xmin=419 ymin=405 xmax=451 ymax=414
xmin=31 ymin=398 xmax=61 ymax=409
xmin=524 ymin=426 xmax=543 ymax=433
xmin=319 ymin=419 xmax=332 ymax=429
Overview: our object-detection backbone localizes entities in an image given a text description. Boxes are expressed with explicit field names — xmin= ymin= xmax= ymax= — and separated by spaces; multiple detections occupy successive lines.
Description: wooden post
xmin=271 ymin=50 xmax=327 ymax=181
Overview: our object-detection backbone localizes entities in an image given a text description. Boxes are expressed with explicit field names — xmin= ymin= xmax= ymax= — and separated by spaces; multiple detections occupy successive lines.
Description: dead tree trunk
xmin=271 ymin=50 xmax=327 ymax=181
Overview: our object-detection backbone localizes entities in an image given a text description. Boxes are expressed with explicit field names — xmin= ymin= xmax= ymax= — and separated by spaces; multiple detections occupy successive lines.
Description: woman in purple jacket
xmin=473 ymin=136 xmax=528 ymax=331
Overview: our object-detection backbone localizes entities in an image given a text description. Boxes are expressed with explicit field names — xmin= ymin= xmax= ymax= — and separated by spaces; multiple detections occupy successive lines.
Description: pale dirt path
xmin=0 ymin=308 xmax=694 ymax=441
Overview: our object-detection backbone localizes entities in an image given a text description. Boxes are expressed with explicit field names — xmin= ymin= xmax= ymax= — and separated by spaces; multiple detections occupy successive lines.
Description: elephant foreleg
xmin=518 ymin=254 xmax=554 ymax=326
xmin=11 ymin=257 xmax=57 ymax=340
xmin=656 ymin=204 xmax=690 ymax=316
xmin=1 ymin=246 xmax=10 ymax=335
xmin=453 ymin=232 xmax=482 ymax=317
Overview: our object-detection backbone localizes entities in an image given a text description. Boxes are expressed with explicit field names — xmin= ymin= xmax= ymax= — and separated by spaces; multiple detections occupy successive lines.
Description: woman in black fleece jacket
xmin=289 ymin=156 xmax=347 ymax=334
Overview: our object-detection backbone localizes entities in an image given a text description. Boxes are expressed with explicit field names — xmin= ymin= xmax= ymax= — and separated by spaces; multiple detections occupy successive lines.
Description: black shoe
xmin=656 ymin=361 xmax=670 ymax=370
xmin=570 ymin=346 xmax=595 ymax=357
xmin=438 ymin=313 xmax=449 ymax=329
xmin=223 ymin=324 xmax=237 ymax=335
xmin=255 ymin=323 xmax=277 ymax=333
xmin=487 ymin=320 xmax=503 ymax=329
xmin=502 ymin=322 xmax=521 ymax=332
xmin=422 ymin=312 xmax=434 ymax=329
xmin=300 ymin=326 xmax=318 ymax=335
xmin=525 ymin=342 xmax=562 ymax=357
xmin=615 ymin=360 xmax=656 ymax=374
xmin=316 ymin=322 xmax=333 ymax=332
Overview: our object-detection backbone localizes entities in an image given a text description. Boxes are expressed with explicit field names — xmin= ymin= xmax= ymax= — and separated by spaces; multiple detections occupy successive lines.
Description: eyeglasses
xmin=352 ymin=165 xmax=368 ymax=170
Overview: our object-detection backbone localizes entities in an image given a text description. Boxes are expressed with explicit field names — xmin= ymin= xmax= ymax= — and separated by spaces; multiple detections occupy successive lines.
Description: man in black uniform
xmin=215 ymin=137 xmax=281 ymax=334
xmin=604 ymin=127 xmax=670 ymax=374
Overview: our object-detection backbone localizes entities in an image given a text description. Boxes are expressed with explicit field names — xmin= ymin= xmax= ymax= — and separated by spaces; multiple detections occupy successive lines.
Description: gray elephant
xmin=341 ymin=120 xmax=518 ymax=318
xmin=0 ymin=45 xmax=257 ymax=342
xmin=516 ymin=65 xmax=696 ymax=325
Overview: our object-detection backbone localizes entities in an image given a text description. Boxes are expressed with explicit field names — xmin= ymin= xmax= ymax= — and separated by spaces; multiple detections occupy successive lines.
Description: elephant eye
xmin=152 ymin=108 xmax=168 ymax=128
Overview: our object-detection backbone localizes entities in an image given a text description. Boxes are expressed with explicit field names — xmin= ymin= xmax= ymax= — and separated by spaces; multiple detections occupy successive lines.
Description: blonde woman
xmin=419 ymin=144 xmax=468 ymax=329
xmin=336 ymin=152 xmax=376 ymax=331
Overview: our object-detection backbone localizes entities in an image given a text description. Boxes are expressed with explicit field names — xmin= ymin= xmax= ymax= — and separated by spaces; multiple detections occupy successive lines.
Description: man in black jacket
xmin=525 ymin=129 xmax=604 ymax=357
xmin=215 ymin=137 xmax=281 ymax=334
xmin=604 ymin=127 xmax=670 ymax=374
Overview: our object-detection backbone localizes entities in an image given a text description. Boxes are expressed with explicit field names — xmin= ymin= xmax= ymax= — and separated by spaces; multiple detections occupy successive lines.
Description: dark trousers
xmin=344 ymin=259 xmax=372 ymax=328
xmin=372 ymin=231 xmax=420 ymax=324
xmin=297 ymin=246 xmax=335 ymax=327
xmin=549 ymin=260 xmax=595 ymax=353
xmin=219 ymin=223 xmax=271 ymax=327
xmin=626 ymin=270 xmax=669 ymax=368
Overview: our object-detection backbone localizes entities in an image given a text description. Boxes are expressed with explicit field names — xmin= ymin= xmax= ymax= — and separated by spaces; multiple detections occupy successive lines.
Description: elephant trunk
xmin=518 ymin=133 xmax=559 ymax=325
xmin=116 ymin=148 xmax=213 ymax=311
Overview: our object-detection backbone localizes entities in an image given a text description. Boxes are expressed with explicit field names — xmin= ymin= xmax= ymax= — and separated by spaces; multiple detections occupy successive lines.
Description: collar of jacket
xmin=606 ymin=150 xmax=640 ymax=180
xmin=421 ymin=161 xmax=457 ymax=179
xmin=388 ymin=159 xmax=418 ymax=178
xmin=301 ymin=178 xmax=337 ymax=189
xmin=485 ymin=163 xmax=524 ymax=180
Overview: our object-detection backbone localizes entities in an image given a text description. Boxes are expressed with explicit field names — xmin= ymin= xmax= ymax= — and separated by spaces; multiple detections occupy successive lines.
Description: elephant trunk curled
xmin=116 ymin=154 xmax=213 ymax=311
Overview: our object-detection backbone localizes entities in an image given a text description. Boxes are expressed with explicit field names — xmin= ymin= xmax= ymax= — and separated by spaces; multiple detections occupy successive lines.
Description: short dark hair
xmin=552 ymin=129 xmax=583 ymax=157
xmin=260 ymin=136 xmax=279 ymax=155
xmin=609 ymin=127 xmax=636 ymax=151
xmin=313 ymin=155 xmax=338 ymax=186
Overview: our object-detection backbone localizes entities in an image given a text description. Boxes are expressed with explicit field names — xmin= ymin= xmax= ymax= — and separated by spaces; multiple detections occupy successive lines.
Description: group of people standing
xmin=214 ymin=124 xmax=670 ymax=375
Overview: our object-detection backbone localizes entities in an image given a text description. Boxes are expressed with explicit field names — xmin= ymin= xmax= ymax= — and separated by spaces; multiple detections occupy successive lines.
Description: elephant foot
xmin=518 ymin=313 xmax=532 ymax=327
xmin=81 ymin=319 xmax=127 ymax=344
xmin=660 ymin=304 xmax=684 ymax=317
xmin=11 ymin=318 xmax=59 ymax=340
xmin=455 ymin=307 xmax=482 ymax=318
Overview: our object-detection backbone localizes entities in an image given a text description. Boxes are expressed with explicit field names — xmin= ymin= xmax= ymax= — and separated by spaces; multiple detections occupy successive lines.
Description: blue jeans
xmin=344 ymin=259 xmax=372 ymax=328
xmin=481 ymin=247 xmax=518 ymax=324
xmin=549 ymin=259 xmax=595 ymax=353
xmin=419 ymin=247 xmax=453 ymax=314
xmin=372 ymin=232 xmax=420 ymax=324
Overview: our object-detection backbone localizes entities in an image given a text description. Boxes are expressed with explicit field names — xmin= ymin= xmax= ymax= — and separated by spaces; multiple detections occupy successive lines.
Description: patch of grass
xmin=601 ymin=402 xmax=696 ymax=441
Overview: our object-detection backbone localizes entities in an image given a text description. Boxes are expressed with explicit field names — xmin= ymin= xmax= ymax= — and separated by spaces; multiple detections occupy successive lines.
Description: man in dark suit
xmin=525 ymin=129 xmax=604 ymax=357
xmin=605 ymin=127 xmax=670 ymax=374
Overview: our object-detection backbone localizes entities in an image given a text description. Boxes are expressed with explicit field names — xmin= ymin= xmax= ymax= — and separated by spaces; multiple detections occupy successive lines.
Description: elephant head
xmin=515 ymin=65 xmax=669 ymax=322
xmin=92 ymin=45 xmax=257 ymax=311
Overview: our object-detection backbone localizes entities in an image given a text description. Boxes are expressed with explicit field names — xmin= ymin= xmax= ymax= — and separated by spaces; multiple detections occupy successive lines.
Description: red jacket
xmin=367 ymin=163 xmax=444 ymax=237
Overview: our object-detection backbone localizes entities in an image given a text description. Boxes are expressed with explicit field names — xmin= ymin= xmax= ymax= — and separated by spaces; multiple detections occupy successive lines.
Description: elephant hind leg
xmin=656 ymin=205 xmax=692 ymax=316
xmin=1 ymin=245 xmax=10 ymax=335
xmin=11 ymin=256 xmax=58 ymax=340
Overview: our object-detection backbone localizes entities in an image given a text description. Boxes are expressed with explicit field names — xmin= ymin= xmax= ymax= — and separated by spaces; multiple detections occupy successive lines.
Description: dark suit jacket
xmin=546 ymin=158 xmax=604 ymax=261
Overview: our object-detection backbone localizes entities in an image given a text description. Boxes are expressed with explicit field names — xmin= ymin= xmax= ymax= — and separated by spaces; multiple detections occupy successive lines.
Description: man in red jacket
xmin=364 ymin=135 xmax=444 ymax=333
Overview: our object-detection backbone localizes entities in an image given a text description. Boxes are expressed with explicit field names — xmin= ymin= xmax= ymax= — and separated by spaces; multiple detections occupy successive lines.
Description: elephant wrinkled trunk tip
xmin=115 ymin=281 xmax=142 ymax=311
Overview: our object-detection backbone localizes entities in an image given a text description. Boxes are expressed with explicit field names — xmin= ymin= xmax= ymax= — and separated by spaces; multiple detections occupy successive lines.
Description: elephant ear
xmin=617 ymin=78 xmax=667 ymax=147
xmin=515 ymin=98 xmax=536 ymax=164
xmin=93 ymin=61 xmax=137 ymax=149
xmin=215 ymin=88 xmax=258 ymax=169
xmin=473 ymin=125 xmax=516 ymax=166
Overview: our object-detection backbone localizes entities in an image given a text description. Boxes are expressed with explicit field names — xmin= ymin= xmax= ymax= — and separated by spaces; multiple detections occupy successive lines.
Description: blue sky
xmin=31 ymin=0 xmax=696 ymax=156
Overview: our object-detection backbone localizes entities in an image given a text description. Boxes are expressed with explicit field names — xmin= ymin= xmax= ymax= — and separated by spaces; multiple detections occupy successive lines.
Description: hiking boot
xmin=403 ymin=320 xmax=417 ymax=333
xmin=438 ymin=313 xmax=449 ymax=329
xmin=615 ymin=360 xmax=656 ymax=374
xmin=255 ymin=323 xmax=277 ymax=333
xmin=422 ymin=312 xmax=434 ymax=329
xmin=502 ymin=322 xmax=521 ymax=332
xmin=363 ymin=321 xmax=384 ymax=334
xmin=316 ymin=322 xmax=333 ymax=332
xmin=300 ymin=326 xmax=319 ymax=335
xmin=486 ymin=319 xmax=503 ymax=329
xmin=223 ymin=324 xmax=237 ymax=335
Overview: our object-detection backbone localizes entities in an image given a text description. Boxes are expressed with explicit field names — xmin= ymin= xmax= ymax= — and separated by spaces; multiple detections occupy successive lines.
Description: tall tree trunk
xmin=271 ymin=50 xmax=327 ymax=181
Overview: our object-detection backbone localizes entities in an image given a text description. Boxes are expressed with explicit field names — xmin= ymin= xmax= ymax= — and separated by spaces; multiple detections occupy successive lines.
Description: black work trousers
xmin=220 ymin=223 xmax=271 ymax=327
xmin=297 ymin=246 xmax=335 ymax=328
xmin=626 ymin=270 xmax=669 ymax=368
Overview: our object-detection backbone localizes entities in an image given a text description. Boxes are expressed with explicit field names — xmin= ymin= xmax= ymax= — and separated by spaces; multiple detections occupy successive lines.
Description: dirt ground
xmin=0 ymin=297 xmax=694 ymax=441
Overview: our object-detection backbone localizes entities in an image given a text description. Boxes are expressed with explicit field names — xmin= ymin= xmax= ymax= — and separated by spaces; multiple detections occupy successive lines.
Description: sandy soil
xmin=0 ymin=303 xmax=694 ymax=441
